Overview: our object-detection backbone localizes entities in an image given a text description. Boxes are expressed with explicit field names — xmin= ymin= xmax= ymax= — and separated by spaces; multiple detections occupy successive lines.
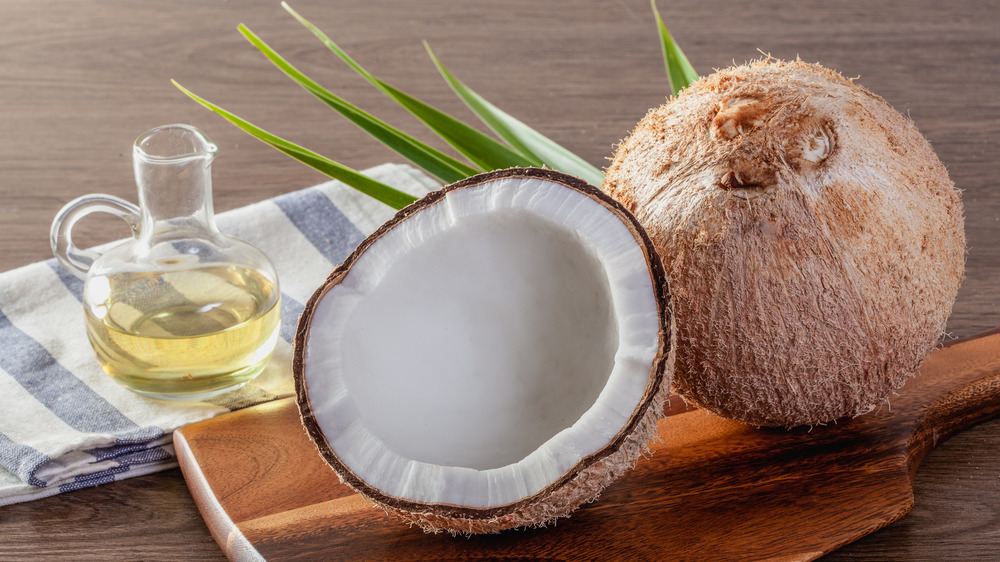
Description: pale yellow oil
xmin=83 ymin=265 xmax=281 ymax=400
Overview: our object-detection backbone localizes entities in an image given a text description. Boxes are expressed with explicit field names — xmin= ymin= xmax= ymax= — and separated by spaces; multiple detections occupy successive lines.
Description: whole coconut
xmin=604 ymin=59 xmax=965 ymax=427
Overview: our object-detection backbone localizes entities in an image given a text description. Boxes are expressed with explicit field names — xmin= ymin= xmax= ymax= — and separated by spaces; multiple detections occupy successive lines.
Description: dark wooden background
xmin=1 ymin=0 xmax=997 ymax=559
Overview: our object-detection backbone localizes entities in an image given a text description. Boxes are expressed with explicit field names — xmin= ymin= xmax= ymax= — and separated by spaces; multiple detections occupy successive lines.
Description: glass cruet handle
xmin=50 ymin=194 xmax=141 ymax=280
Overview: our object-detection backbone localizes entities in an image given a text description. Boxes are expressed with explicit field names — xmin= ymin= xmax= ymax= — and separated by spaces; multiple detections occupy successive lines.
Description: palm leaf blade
xmin=652 ymin=0 xmax=698 ymax=96
xmin=239 ymin=24 xmax=477 ymax=184
xmin=425 ymin=44 xmax=606 ymax=187
xmin=280 ymin=2 xmax=535 ymax=171
xmin=172 ymin=80 xmax=418 ymax=210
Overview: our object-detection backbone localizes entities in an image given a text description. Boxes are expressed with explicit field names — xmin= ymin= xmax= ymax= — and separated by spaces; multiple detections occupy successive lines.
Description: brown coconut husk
xmin=604 ymin=59 xmax=965 ymax=427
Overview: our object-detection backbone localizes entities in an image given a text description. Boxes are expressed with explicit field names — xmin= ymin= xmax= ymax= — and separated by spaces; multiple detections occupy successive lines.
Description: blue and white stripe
xmin=0 ymin=163 xmax=436 ymax=506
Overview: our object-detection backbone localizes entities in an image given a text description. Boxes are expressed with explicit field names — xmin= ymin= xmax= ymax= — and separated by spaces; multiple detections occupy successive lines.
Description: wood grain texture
xmin=173 ymin=330 xmax=1000 ymax=561
xmin=1 ymin=0 xmax=998 ymax=559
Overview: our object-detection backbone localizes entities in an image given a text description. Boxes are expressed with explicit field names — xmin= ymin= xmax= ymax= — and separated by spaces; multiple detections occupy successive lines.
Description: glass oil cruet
xmin=51 ymin=124 xmax=281 ymax=401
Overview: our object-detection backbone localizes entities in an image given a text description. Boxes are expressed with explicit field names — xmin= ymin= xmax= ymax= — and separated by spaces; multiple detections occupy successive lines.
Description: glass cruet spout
xmin=50 ymin=124 xmax=282 ymax=401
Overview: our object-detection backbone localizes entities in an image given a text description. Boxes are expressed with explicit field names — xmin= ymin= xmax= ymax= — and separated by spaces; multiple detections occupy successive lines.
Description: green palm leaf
xmin=652 ymin=0 xmax=698 ymax=96
xmin=424 ymin=44 xmax=606 ymax=188
xmin=173 ymin=80 xmax=418 ymax=210
xmin=239 ymin=24 xmax=478 ymax=184
xmin=281 ymin=2 xmax=536 ymax=172
xmin=176 ymin=2 xmax=698 ymax=208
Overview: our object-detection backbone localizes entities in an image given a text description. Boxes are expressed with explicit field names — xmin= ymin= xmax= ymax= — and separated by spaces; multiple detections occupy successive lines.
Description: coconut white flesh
xmin=303 ymin=176 xmax=660 ymax=509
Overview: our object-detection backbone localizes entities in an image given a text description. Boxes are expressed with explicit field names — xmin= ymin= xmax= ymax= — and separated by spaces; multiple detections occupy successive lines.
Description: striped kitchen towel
xmin=0 ymin=163 xmax=438 ymax=506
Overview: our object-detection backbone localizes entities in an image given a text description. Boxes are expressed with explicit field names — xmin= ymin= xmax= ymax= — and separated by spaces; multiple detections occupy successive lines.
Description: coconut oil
xmin=84 ymin=264 xmax=280 ymax=400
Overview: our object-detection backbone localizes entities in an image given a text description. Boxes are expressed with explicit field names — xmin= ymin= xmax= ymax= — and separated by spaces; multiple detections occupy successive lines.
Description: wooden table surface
xmin=1 ymin=0 xmax=997 ymax=559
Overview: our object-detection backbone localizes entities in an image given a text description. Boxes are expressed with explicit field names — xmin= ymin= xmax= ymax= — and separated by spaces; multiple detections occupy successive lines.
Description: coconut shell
xmin=294 ymin=168 xmax=674 ymax=533
xmin=604 ymin=59 xmax=965 ymax=427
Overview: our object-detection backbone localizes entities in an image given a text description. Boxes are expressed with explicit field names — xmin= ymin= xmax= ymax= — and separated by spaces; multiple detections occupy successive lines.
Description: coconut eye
xmin=712 ymin=97 xmax=768 ymax=140
xmin=802 ymin=125 xmax=835 ymax=163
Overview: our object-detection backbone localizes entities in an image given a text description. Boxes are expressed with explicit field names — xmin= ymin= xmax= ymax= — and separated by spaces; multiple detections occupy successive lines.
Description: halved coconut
xmin=294 ymin=168 xmax=671 ymax=533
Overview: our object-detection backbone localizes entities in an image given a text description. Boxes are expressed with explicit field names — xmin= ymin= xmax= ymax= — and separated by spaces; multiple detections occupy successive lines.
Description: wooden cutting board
xmin=174 ymin=328 xmax=1000 ymax=561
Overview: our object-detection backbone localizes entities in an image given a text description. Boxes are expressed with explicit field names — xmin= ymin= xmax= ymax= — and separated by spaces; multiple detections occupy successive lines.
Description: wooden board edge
xmin=173 ymin=428 xmax=266 ymax=562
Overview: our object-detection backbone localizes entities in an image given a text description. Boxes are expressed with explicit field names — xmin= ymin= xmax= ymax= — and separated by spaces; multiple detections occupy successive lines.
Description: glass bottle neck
xmin=132 ymin=124 xmax=220 ymax=241
xmin=134 ymin=154 xmax=220 ymax=238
